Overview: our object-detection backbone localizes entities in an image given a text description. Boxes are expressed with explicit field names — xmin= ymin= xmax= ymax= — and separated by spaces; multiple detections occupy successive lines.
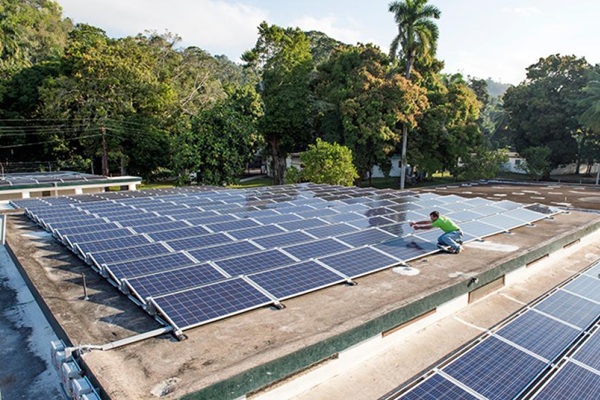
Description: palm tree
xmin=579 ymin=79 xmax=600 ymax=133
xmin=389 ymin=0 xmax=441 ymax=189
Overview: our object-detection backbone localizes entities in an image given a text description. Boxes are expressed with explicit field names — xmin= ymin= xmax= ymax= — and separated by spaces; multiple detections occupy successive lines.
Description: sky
xmin=55 ymin=0 xmax=600 ymax=85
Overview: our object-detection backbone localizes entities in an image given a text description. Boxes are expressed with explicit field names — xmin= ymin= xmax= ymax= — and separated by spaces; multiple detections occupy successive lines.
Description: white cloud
xmin=502 ymin=6 xmax=541 ymax=17
xmin=290 ymin=15 xmax=362 ymax=45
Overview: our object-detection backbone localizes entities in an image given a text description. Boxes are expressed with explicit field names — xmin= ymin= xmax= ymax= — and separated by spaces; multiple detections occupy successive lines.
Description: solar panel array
xmin=10 ymin=183 xmax=558 ymax=334
xmin=0 ymin=171 xmax=106 ymax=187
xmin=385 ymin=260 xmax=600 ymax=400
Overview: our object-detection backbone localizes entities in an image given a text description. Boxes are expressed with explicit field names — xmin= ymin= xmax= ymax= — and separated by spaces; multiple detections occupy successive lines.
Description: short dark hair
xmin=430 ymin=211 xmax=440 ymax=218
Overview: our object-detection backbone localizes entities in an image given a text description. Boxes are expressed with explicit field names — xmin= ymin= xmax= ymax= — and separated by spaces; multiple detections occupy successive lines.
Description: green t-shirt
xmin=431 ymin=215 xmax=460 ymax=233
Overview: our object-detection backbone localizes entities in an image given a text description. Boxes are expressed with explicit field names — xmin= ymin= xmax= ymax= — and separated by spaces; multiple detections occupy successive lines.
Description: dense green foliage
xmin=2 ymin=0 xmax=599 ymax=185
xmin=297 ymin=139 xmax=358 ymax=186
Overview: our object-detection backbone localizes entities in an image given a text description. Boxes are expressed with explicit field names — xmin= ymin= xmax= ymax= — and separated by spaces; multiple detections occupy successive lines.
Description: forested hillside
xmin=1 ymin=0 xmax=599 ymax=185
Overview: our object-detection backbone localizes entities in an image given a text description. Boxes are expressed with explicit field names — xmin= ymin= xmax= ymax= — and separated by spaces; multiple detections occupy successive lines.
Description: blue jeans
xmin=438 ymin=230 xmax=463 ymax=251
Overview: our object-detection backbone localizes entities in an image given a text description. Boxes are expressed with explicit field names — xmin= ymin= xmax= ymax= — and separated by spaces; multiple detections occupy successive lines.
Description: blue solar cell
xmin=130 ymin=220 xmax=191 ymax=234
xmin=227 ymin=224 xmax=286 ymax=240
xmin=583 ymin=262 xmax=600 ymax=279
xmin=479 ymin=214 xmax=528 ymax=230
xmin=337 ymin=229 xmax=396 ymax=247
xmin=318 ymin=247 xmax=399 ymax=278
xmin=251 ymin=231 xmax=315 ymax=249
xmin=64 ymin=228 xmax=133 ymax=247
xmin=147 ymin=226 xmax=211 ymax=242
xmin=187 ymin=241 xmax=261 ymax=263
xmin=214 ymin=249 xmax=296 ymax=276
xmin=278 ymin=218 xmax=329 ymax=231
xmin=76 ymin=235 xmax=152 ymax=255
xmin=282 ymin=238 xmax=351 ymax=260
xmin=495 ymin=310 xmax=581 ymax=360
xmin=445 ymin=210 xmax=484 ymax=222
xmin=443 ymin=336 xmax=546 ymax=400
xmin=165 ymin=232 xmax=233 ymax=251
xmin=396 ymin=373 xmax=479 ymax=400
xmin=253 ymin=214 xmax=301 ymax=225
xmin=90 ymin=242 xmax=172 ymax=268
xmin=535 ymin=362 xmax=600 ymax=400
xmin=105 ymin=252 xmax=197 ymax=282
xmin=204 ymin=219 xmax=259 ymax=233
xmin=54 ymin=222 xmax=122 ymax=237
xmin=184 ymin=214 xmax=236 ymax=226
xmin=319 ymin=212 xmax=365 ymax=224
xmin=374 ymin=237 xmax=439 ymax=261
xmin=117 ymin=216 xmax=175 ymax=228
xmin=294 ymin=208 xmax=340 ymax=219
xmin=501 ymin=207 xmax=548 ymax=223
xmin=126 ymin=263 xmax=227 ymax=301
xmin=304 ymin=223 xmax=358 ymax=238
xmin=247 ymin=261 xmax=345 ymax=299
xmin=572 ymin=328 xmax=600 ymax=371
xmin=460 ymin=220 xmax=505 ymax=239
xmin=152 ymin=277 xmax=273 ymax=329
xmin=347 ymin=216 xmax=395 ymax=229
xmin=534 ymin=290 xmax=600 ymax=329
xmin=469 ymin=204 xmax=506 ymax=217
xmin=562 ymin=274 xmax=600 ymax=303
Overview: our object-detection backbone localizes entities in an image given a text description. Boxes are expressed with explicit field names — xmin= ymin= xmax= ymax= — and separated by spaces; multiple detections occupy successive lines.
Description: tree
xmin=517 ymin=146 xmax=552 ymax=181
xmin=173 ymin=85 xmax=263 ymax=186
xmin=388 ymin=0 xmax=441 ymax=189
xmin=579 ymin=72 xmax=600 ymax=133
xmin=243 ymin=22 xmax=313 ymax=185
xmin=456 ymin=147 xmax=508 ymax=180
xmin=503 ymin=54 xmax=591 ymax=170
xmin=314 ymin=44 xmax=428 ymax=183
xmin=298 ymin=139 xmax=358 ymax=186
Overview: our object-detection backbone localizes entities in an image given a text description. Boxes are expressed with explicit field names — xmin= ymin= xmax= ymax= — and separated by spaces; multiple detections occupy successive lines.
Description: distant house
xmin=501 ymin=152 xmax=526 ymax=174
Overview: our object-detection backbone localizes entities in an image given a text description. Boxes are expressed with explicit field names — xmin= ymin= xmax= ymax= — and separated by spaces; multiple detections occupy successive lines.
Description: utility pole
xmin=101 ymin=125 xmax=108 ymax=176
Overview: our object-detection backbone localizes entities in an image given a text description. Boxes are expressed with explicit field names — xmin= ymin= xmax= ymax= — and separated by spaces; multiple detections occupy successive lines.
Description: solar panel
xmin=460 ymin=220 xmax=505 ymax=239
xmin=187 ymin=241 xmax=262 ymax=263
xmin=495 ymin=310 xmax=581 ymax=360
xmin=227 ymin=224 xmax=286 ymax=240
xmin=318 ymin=247 xmax=399 ymax=278
xmin=105 ymin=252 xmax=198 ymax=282
xmin=130 ymin=220 xmax=192 ymax=234
xmin=563 ymin=274 xmax=600 ymax=303
xmin=147 ymin=226 xmax=211 ymax=242
xmin=251 ymin=231 xmax=315 ymax=249
xmin=304 ymin=223 xmax=358 ymax=238
xmin=116 ymin=216 xmax=175 ymax=228
xmin=347 ymin=216 xmax=395 ymax=229
xmin=165 ymin=232 xmax=233 ymax=251
xmin=183 ymin=214 xmax=236 ymax=226
xmin=125 ymin=263 xmax=227 ymax=302
xmin=53 ymin=222 xmax=122 ymax=238
xmin=253 ymin=213 xmax=301 ymax=225
xmin=337 ymin=228 xmax=396 ymax=247
xmin=63 ymin=228 xmax=134 ymax=247
xmin=278 ymin=218 xmax=329 ymax=231
xmin=572 ymin=328 xmax=600 ymax=370
xmin=534 ymin=362 xmax=600 ymax=400
xmin=150 ymin=277 xmax=273 ymax=330
xmin=534 ymin=290 xmax=600 ymax=329
xmin=479 ymin=214 xmax=528 ymax=231
xmin=214 ymin=249 xmax=296 ymax=276
xmin=498 ymin=208 xmax=548 ymax=223
xmin=442 ymin=336 xmax=546 ymax=400
xmin=374 ymin=237 xmax=439 ymax=261
xmin=247 ymin=261 xmax=346 ymax=299
xmin=203 ymin=218 xmax=260 ymax=233
xmin=89 ymin=242 xmax=173 ymax=269
xmin=282 ymin=238 xmax=351 ymax=260
xmin=76 ymin=234 xmax=152 ymax=255
xmin=445 ymin=210 xmax=484 ymax=222
xmin=395 ymin=373 xmax=479 ymax=400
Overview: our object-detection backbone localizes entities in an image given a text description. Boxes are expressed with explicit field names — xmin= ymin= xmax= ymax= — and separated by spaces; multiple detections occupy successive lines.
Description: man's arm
xmin=409 ymin=220 xmax=433 ymax=230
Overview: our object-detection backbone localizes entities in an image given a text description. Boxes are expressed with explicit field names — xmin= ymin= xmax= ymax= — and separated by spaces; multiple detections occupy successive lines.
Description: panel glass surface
xmin=534 ymin=362 xmax=600 ymax=400
xmin=227 ymin=224 xmax=286 ymax=240
xmin=337 ymin=228 xmax=396 ymax=247
xmin=500 ymin=208 xmax=547 ymax=223
xmin=563 ymin=274 xmax=600 ymax=303
xmin=445 ymin=210 xmax=484 ymax=222
xmin=165 ymin=232 xmax=233 ymax=251
xmin=251 ymin=230 xmax=315 ymax=249
xmin=374 ymin=237 xmax=439 ymax=261
xmin=64 ymin=228 xmax=133 ymax=246
xmin=495 ymin=310 xmax=581 ymax=360
xmin=90 ymin=243 xmax=172 ymax=267
xmin=442 ymin=336 xmax=546 ymax=400
xmin=214 ymin=249 xmax=296 ymax=276
xmin=304 ymin=223 xmax=358 ymax=238
xmin=203 ymin=219 xmax=259 ymax=233
xmin=253 ymin=214 xmax=301 ymax=225
xmin=347 ymin=216 xmax=395 ymax=229
xmin=583 ymin=262 xmax=600 ymax=279
xmin=152 ymin=277 xmax=273 ymax=329
xmin=187 ymin=240 xmax=261 ymax=263
xmin=106 ymin=252 xmax=197 ymax=282
xmin=117 ymin=216 xmax=174 ymax=228
xmin=77 ymin=235 xmax=151 ymax=255
xmin=278 ymin=218 xmax=329 ymax=231
xmin=318 ymin=247 xmax=399 ymax=278
xmin=396 ymin=373 xmax=478 ymax=400
xmin=147 ymin=226 xmax=210 ymax=242
xmin=55 ymin=222 xmax=122 ymax=237
xmin=479 ymin=214 xmax=527 ymax=230
xmin=534 ymin=290 xmax=600 ymax=329
xmin=130 ymin=220 xmax=191 ymax=234
xmin=127 ymin=263 xmax=227 ymax=301
xmin=247 ymin=261 xmax=345 ymax=299
xmin=282 ymin=238 xmax=351 ymax=260
xmin=460 ymin=220 xmax=505 ymax=239
xmin=572 ymin=328 xmax=600 ymax=370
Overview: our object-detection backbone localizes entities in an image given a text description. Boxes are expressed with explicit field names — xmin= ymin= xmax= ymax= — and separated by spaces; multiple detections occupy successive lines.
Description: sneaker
xmin=452 ymin=246 xmax=462 ymax=254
